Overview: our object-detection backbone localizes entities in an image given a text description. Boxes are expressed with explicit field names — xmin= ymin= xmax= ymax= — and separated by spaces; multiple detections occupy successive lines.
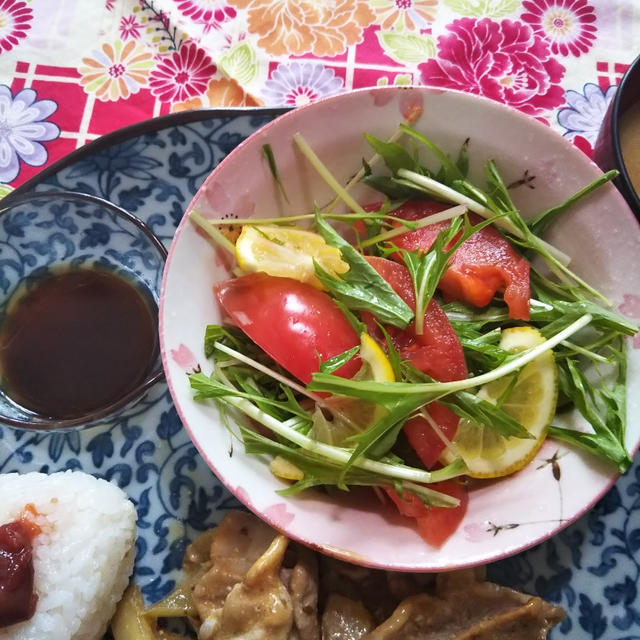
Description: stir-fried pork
xmin=281 ymin=544 xmax=320 ymax=640
xmin=181 ymin=512 xmax=564 ymax=640
xmin=205 ymin=535 xmax=293 ymax=639
xmin=321 ymin=594 xmax=374 ymax=639
xmin=187 ymin=510 xmax=277 ymax=625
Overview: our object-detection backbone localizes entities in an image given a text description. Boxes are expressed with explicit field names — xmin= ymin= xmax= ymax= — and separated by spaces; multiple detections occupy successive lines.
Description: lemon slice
xmin=451 ymin=326 xmax=558 ymax=479
xmin=235 ymin=224 xmax=349 ymax=289
xmin=357 ymin=332 xmax=396 ymax=384
xmin=312 ymin=333 xmax=394 ymax=446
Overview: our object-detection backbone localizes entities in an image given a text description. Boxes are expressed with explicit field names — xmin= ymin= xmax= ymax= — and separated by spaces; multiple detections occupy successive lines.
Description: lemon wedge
xmin=357 ymin=332 xmax=396 ymax=384
xmin=313 ymin=333 xmax=394 ymax=446
xmin=451 ymin=326 xmax=558 ymax=479
xmin=235 ymin=224 xmax=349 ymax=289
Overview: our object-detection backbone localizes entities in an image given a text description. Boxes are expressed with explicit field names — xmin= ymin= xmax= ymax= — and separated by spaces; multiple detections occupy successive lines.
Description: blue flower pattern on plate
xmin=1 ymin=110 xmax=639 ymax=638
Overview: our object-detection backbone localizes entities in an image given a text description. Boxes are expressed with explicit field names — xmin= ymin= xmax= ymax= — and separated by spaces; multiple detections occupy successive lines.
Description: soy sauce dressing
xmin=0 ymin=266 xmax=158 ymax=420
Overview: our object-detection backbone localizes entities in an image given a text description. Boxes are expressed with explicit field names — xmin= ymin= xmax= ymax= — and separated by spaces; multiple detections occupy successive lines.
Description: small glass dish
xmin=0 ymin=190 xmax=167 ymax=431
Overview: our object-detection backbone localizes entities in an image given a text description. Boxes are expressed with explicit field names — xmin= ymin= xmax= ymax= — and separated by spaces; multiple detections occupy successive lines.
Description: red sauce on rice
xmin=0 ymin=506 xmax=40 ymax=627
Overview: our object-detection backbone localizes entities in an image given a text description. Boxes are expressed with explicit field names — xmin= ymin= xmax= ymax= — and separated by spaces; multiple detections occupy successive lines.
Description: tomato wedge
xmin=385 ymin=481 xmax=469 ymax=547
xmin=363 ymin=256 xmax=467 ymax=383
xmin=362 ymin=256 xmax=467 ymax=543
xmin=363 ymin=256 xmax=466 ymax=463
xmin=403 ymin=404 xmax=460 ymax=470
xmin=215 ymin=272 xmax=360 ymax=384
xmin=389 ymin=199 xmax=531 ymax=321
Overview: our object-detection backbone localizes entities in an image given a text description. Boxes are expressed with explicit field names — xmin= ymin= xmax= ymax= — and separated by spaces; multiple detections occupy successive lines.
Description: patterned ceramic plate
xmin=161 ymin=87 xmax=640 ymax=573
xmin=2 ymin=105 xmax=640 ymax=639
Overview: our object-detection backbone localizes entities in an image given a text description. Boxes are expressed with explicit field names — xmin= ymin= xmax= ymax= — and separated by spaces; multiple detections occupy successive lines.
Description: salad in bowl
xmin=160 ymin=86 xmax=640 ymax=571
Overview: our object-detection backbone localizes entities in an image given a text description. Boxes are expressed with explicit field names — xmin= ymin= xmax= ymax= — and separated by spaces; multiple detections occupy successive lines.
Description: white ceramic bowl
xmin=160 ymin=86 xmax=640 ymax=571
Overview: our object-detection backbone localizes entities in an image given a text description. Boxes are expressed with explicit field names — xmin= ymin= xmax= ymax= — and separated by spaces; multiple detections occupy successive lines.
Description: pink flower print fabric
xmin=420 ymin=17 xmax=566 ymax=117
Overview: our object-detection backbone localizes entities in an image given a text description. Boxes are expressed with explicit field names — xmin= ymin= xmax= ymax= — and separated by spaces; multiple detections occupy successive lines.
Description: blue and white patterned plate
xmin=1 ymin=108 xmax=639 ymax=639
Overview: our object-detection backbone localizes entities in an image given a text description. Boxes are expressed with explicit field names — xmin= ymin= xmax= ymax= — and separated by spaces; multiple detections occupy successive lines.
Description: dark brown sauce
xmin=0 ymin=267 xmax=158 ymax=420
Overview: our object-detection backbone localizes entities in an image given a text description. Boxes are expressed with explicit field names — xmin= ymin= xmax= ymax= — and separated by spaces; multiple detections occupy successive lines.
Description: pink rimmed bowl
xmin=160 ymin=86 xmax=640 ymax=572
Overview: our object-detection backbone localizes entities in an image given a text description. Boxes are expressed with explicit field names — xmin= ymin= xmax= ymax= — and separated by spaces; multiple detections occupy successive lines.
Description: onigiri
xmin=0 ymin=471 xmax=137 ymax=640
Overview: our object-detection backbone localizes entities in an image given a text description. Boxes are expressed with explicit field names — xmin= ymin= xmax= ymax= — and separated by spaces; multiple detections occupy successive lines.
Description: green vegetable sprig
xmin=190 ymin=334 xmax=466 ymax=505
xmin=313 ymin=213 xmax=413 ymax=328
xmin=308 ymin=314 xmax=592 ymax=475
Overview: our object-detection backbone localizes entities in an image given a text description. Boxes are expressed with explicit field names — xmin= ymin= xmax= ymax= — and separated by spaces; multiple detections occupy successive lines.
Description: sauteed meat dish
xmin=130 ymin=511 xmax=564 ymax=640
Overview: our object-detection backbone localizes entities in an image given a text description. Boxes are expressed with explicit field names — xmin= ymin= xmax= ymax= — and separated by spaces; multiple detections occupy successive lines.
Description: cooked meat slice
xmin=203 ymin=534 xmax=293 ymax=640
xmin=178 ymin=528 xmax=217 ymax=614
xmin=384 ymin=569 xmax=435 ymax=602
xmin=452 ymin=596 xmax=566 ymax=640
xmin=319 ymin=556 xmax=434 ymax=624
xmin=364 ymin=593 xmax=453 ymax=639
xmin=209 ymin=511 xmax=278 ymax=567
xmin=189 ymin=511 xmax=278 ymax=622
xmin=281 ymin=544 xmax=320 ymax=640
xmin=434 ymin=567 xmax=486 ymax=591
xmin=435 ymin=579 xmax=565 ymax=639
xmin=184 ymin=529 xmax=217 ymax=573
xmin=322 ymin=594 xmax=374 ymax=640
xmin=364 ymin=581 xmax=565 ymax=640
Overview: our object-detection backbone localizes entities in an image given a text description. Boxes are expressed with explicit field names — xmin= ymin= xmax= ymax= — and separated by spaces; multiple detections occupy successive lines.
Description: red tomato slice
xmin=215 ymin=272 xmax=360 ymax=384
xmin=389 ymin=199 xmax=531 ymax=321
xmin=363 ymin=256 xmax=466 ymax=470
xmin=364 ymin=256 xmax=467 ymax=383
xmin=385 ymin=481 xmax=469 ymax=547
xmin=403 ymin=403 xmax=460 ymax=470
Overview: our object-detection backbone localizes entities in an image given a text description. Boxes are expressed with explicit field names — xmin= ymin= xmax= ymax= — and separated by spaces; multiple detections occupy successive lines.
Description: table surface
xmin=1 ymin=0 xmax=639 ymax=192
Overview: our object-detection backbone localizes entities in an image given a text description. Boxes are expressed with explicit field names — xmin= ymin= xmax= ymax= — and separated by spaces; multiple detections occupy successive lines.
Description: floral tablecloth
xmin=0 ymin=0 xmax=638 ymax=193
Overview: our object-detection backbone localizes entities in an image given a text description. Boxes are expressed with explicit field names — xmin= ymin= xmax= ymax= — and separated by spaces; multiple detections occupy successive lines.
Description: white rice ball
xmin=0 ymin=471 xmax=137 ymax=640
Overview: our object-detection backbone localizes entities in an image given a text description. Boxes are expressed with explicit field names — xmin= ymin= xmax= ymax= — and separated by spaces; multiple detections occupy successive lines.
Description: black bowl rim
xmin=0 ymin=190 xmax=168 ymax=431
xmin=610 ymin=53 xmax=640 ymax=213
